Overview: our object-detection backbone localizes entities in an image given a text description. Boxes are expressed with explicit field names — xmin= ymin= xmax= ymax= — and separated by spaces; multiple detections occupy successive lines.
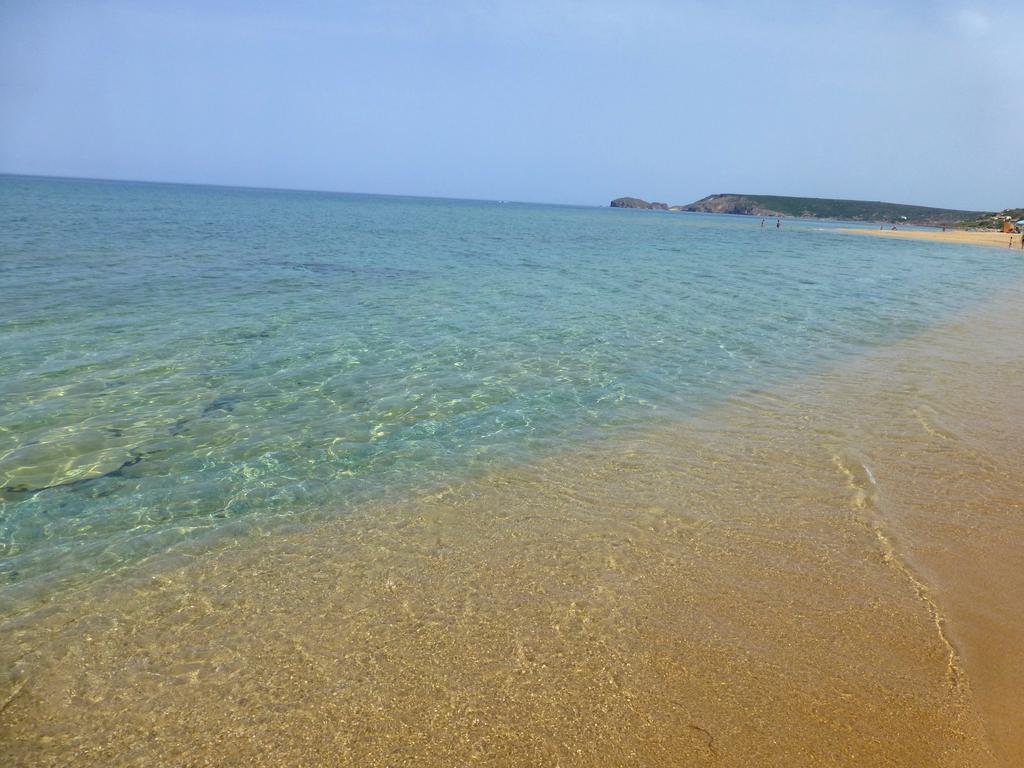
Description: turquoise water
xmin=2 ymin=175 xmax=1021 ymax=605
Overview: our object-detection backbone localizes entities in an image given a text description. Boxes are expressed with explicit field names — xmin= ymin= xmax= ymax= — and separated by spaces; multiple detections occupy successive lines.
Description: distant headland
xmin=611 ymin=194 xmax=1023 ymax=229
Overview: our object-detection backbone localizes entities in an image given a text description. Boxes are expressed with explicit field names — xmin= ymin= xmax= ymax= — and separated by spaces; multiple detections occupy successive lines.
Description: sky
xmin=1 ymin=1 xmax=1021 ymax=210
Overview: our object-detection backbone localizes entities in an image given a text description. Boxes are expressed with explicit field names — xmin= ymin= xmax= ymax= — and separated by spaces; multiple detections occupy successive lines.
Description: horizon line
xmin=0 ymin=171 xmax=601 ymax=209
xmin=0 ymin=171 xmax=1005 ymax=214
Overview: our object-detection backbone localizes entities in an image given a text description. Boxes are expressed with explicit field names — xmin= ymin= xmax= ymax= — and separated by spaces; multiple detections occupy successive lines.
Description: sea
xmin=1 ymin=174 xmax=1021 ymax=608
xmin=3 ymin=174 xmax=1024 ymax=765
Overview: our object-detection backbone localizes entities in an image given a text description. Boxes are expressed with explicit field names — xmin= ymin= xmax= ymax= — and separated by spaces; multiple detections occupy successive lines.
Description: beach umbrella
xmin=1017 ymin=219 xmax=1024 ymax=225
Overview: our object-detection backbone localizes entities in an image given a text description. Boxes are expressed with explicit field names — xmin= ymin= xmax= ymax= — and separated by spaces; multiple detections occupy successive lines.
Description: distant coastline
xmin=612 ymin=193 xmax=1022 ymax=229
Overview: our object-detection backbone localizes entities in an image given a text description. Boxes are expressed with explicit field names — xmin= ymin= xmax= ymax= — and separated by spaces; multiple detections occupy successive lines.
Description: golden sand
xmin=3 ymin=286 xmax=1024 ymax=766
xmin=840 ymin=227 xmax=1024 ymax=250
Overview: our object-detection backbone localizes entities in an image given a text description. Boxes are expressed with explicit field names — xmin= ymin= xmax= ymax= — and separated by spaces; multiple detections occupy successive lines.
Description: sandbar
xmin=840 ymin=227 xmax=1023 ymax=250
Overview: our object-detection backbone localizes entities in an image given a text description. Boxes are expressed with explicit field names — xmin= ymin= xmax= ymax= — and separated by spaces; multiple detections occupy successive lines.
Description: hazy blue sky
xmin=2 ymin=1 xmax=1021 ymax=209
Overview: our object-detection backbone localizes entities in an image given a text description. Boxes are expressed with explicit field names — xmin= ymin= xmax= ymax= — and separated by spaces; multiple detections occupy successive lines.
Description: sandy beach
xmin=840 ymin=227 xmax=1023 ymax=250
xmin=4 ymin=281 xmax=1024 ymax=766
xmin=4 ymin=1 xmax=1022 ymax=765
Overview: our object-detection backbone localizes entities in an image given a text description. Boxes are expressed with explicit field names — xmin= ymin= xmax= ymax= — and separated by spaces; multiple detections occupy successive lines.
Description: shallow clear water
xmin=1 ymin=175 xmax=1021 ymax=604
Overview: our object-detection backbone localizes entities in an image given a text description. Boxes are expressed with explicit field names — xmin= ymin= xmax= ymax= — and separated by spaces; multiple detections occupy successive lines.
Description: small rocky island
xmin=610 ymin=197 xmax=673 ymax=211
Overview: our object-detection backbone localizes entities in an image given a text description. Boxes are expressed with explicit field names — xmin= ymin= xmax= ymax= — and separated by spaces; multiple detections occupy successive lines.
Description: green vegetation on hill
xmin=610 ymin=193 xmax=1022 ymax=228
xmin=682 ymin=194 xmax=984 ymax=226
xmin=952 ymin=208 xmax=1024 ymax=230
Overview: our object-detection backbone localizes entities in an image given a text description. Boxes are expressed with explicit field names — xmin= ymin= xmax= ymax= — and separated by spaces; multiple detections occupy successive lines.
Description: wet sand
xmin=840 ymin=227 xmax=1023 ymax=250
xmin=3 ymin=285 xmax=1024 ymax=766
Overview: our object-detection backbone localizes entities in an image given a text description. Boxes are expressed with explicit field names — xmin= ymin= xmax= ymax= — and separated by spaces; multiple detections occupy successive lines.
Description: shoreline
xmin=4 ymin=283 xmax=1024 ymax=765
xmin=839 ymin=226 xmax=1023 ymax=250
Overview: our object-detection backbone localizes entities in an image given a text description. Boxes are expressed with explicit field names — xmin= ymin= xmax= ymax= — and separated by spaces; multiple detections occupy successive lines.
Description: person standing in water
xmin=761 ymin=218 xmax=765 ymax=228
xmin=776 ymin=218 xmax=781 ymax=229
